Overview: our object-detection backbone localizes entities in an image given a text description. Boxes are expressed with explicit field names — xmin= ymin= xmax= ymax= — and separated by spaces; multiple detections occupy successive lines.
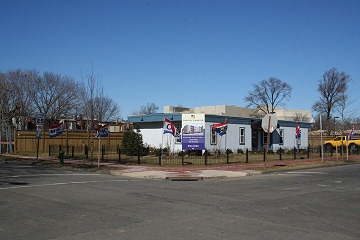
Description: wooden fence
xmin=14 ymin=129 xmax=124 ymax=153
xmin=13 ymin=129 xmax=334 ymax=154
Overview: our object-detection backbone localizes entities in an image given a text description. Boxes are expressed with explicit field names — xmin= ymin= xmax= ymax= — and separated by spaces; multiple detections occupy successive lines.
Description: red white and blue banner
xmin=95 ymin=123 xmax=109 ymax=139
xmin=163 ymin=118 xmax=176 ymax=136
xmin=213 ymin=119 xmax=228 ymax=136
xmin=347 ymin=125 xmax=355 ymax=140
xmin=49 ymin=122 xmax=63 ymax=138
xmin=295 ymin=122 xmax=301 ymax=138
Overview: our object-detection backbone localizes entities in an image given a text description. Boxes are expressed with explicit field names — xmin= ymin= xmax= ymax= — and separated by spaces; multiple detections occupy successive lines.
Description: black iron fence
xmin=48 ymin=144 xmax=360 ymax=166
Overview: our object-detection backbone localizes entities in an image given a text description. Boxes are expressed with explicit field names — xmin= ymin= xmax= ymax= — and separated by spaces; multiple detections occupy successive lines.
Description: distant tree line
xmin=0 ymin=68 xmax=120 ymax=140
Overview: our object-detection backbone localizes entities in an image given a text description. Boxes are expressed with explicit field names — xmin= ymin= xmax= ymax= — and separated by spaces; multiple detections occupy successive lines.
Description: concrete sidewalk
xmin=4 ymin=154 xmax=360 ymax=180
xmin=108 ymin=165 xmax=261 ymax=180
xmin=82 ymin=155 xmax=360 ymax=180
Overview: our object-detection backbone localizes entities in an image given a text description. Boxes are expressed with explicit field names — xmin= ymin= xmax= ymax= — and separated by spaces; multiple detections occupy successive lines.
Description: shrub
xmin=226 ymin=149 xmax=233 ymax=154
xmin=237 ymin=148 xmax=244 ymax=154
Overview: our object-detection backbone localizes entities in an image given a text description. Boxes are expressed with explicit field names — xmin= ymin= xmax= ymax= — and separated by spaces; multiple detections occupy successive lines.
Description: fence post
xmin=263 ymin=148 xmax=266 ymax=162
xmin=181 ymin=151 xmax=185 ymax=166
xmin=137 ymin=145 xmax=141 ymax=165
xmin=293 ymin=147 xmax=296 ymax=159
xmin=348 ymin=146 xmax=351 ymax=156
xmin=71 ymin=146 xmax=74 ymax=158
xmin=246 ymin=149 xmax=249 ymax=163
xmin=101 ymin=144 xmax=105 ymax=161
xmin=84 ymin=145 xmax=88 ymax=159
xmin=307 ymin=146 xmax=310 ymax=158
xmin=118 ymin=147 xmax=121 ymax=164
xmin=319 ymin=146 xmax=322 ymax=158
xmin=226 ymin=150 xmax=229 ymax=164
xmin=204 ymin=150 xmax=208 ymax=166
xmin=158 ymin=149 xmax=162 ymax=166
xmin=279 ymin=147 xmax=282 ymax=161
xmin=49 ymin=145 xmax=51 ymax=156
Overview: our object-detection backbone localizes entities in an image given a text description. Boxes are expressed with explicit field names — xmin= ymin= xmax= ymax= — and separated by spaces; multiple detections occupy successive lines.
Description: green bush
xmin=121 ymin=128 xmax=146 ymax=156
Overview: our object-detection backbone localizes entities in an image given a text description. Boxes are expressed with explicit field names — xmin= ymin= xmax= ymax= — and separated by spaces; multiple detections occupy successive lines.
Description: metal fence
xmin=48 ymin=144 xmax=360 ymax=166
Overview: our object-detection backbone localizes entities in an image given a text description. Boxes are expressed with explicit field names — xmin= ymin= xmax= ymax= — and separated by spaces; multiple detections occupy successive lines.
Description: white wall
xmin=204 ymin=123 xmax=252 ymax=153
xmin=272 ymin=127 xmax=309 ymax=151
xmin=139 ymin=123 xmax=308 ymax=153
xmin=140 ymin=128 xmax=182 ymax=152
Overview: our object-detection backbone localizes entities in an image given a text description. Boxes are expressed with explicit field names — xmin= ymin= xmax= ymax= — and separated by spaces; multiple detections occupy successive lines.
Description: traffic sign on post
xmin=36 ymin=114 xmax=45 ymax=126
xmin=262 ymin=114 xmax=278 ymax=133
xmin=262 ymin=113 xmax=278 ymax=168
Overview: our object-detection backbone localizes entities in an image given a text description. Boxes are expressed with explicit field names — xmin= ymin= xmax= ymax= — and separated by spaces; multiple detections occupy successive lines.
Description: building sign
xmin=181 ymin=114 xmax=205 ymax=150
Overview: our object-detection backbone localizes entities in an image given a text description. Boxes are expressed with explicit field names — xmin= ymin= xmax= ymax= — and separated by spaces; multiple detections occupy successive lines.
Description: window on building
xmin=279 ymin=129 xmax=284 ymax=145
xmin=210 ymin=125 xmax=217 ymax=145
xmin=239 ymin=127 xmax=245 ymax=145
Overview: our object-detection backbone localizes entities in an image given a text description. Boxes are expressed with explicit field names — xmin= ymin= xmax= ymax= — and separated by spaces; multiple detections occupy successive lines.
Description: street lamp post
xmin=334 ymin=116 xmax=339 ymax=136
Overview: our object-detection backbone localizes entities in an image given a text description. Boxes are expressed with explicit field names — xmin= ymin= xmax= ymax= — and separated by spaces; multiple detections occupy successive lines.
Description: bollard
xmin=58 ymin=150 xmax=64 ymax=164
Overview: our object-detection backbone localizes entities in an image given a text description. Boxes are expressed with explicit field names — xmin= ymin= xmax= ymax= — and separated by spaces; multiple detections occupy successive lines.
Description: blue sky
xmin=1 ymin=0 xmax=359 ymax=119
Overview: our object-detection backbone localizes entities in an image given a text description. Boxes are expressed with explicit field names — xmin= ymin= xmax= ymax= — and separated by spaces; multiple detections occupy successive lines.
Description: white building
xmin=128 ymin=106 xmax=312 ymax=153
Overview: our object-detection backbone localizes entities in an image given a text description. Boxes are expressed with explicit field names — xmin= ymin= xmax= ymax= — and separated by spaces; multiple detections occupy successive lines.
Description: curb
xmin=109 ymin=169 xmax=261 ymax=180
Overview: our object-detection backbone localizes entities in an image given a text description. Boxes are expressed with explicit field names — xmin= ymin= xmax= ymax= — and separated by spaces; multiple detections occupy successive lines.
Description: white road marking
xmin=285 ymin=171 xmax=328 ymax=175
xmin=0 ymin=173 xmax=101 ymax=179
xmin=0 ymin=179 xmax=138 ymax=190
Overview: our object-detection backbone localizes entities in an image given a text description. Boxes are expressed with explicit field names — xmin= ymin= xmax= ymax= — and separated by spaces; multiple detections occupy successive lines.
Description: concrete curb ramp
xmin=110 ymin=169 xmax=261 ymax=180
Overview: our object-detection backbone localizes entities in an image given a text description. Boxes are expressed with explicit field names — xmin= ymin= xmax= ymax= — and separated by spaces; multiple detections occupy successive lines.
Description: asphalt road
xmin=0 ymin=160 xmax=359 ymax=240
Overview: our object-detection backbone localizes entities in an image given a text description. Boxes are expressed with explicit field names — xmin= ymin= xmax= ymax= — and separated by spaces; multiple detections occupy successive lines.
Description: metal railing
xmin=46 ymin=145 xmax=359 ymax=166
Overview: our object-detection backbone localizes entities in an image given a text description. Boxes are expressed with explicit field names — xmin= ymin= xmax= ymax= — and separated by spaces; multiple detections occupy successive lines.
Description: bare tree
xmin=335 ymin=91 xmax=357 ymax=132
xmin=244 ymin=77 xmax=292 ymax=114
xmin=25 ymin=71 xmax=85 ymax=127
xmin=6 ymin=70 xmax=37 ymax=129
xmin=93 ymin=88 xmax=120 ymax=122
xmin=293 ymin=112 xmax=310 ymax=122
xmin=81 ymin=62 xmax=121 ymax=130
xmin=312 ymin=67 xmax=350 ymax=135
xmin=133 ymin=102 xmax=159 ymax=115
xmin=81 ymin=62 xmax=101 ymax=131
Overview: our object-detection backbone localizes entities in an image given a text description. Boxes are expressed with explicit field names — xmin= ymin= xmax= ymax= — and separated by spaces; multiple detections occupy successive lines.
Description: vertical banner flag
xmin=95 ymin=123 xmax=109 ymax=139
xmin=295 ymin=122 xmax=301 ymax=138
xmin=163 ymin=118 xmax=176 ymax=136
xmin=347 ymin=125 xmax=355 ymax=140
xmin=182 ymin=114 xmax=205 ymax=150
xmin=213 ymin=119 xmax=228 ymax=136
xmin=49 ymin=122 xmax=63 ymax=138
